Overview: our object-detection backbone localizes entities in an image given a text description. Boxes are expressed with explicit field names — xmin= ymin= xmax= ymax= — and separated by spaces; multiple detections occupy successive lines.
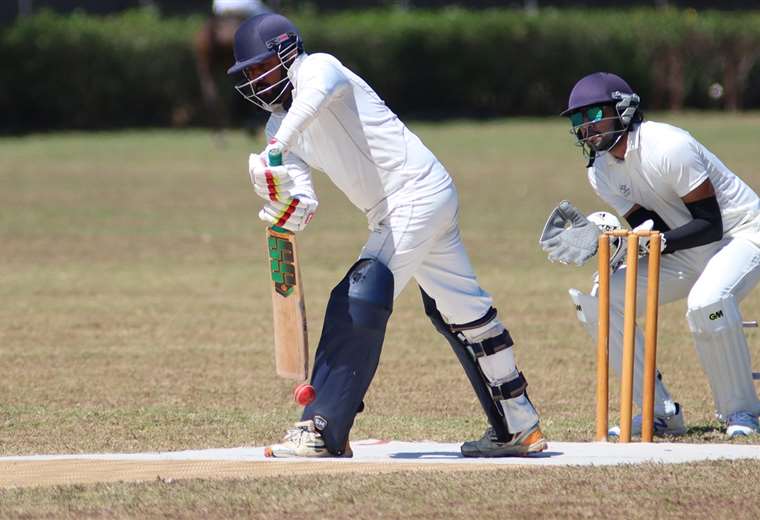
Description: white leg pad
xmin=687 ymin=295 xmax=760 ymax=418
xmin=569 ymin=288 xmax=677 ymax=417
xmin=463 ymin=321 xmax=539 ymax=433
xmin=499 ymin=389 xmax=540 ymax=433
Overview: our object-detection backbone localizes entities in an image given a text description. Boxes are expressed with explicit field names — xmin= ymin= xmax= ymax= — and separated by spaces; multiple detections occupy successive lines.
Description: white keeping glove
xmin=259 ymin=195 xmax=318 ymax=233
xmin=539 ymin=200 xmax=600 ymax=266
xmin=248 ymin=153 xmax=300 ymax=202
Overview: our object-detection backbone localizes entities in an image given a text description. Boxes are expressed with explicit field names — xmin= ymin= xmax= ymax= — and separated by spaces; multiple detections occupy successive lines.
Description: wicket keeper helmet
xmin=561 ymin=72 xmax=641 ymax=163
xmin=228 ymin=13 xmax=303 ymax=111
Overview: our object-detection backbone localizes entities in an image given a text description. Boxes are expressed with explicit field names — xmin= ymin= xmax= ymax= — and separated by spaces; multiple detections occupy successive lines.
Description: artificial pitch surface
xmin=3 ymin=440 xmax=760 ymax=489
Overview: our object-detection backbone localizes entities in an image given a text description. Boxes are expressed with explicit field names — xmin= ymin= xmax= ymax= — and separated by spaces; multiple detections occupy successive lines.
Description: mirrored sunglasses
xmin=569 ymin=106 xmax=604 ymax=127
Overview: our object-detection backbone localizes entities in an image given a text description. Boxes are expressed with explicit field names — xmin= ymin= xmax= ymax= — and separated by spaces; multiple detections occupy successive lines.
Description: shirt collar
xmin=624 ymin=124 xmax=641 ymax=159
xmin=287 ymin=52 xmax=307 ymax=86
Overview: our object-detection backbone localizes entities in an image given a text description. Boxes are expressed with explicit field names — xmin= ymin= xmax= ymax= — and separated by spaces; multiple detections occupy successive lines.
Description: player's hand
xmin=539 ymin=200 xmax=600 ymax=266
xmin=259 ymin=195 xmax=318 ymax=233
xmin=632 ymin=220 xmax=667 ymax=255
xmin=249 ymin=153 xmax=298 ymax=202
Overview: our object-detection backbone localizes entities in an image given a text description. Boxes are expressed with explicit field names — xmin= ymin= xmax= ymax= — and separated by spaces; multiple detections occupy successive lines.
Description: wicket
xmin=596 ymin=230 xmax=662 ymax=443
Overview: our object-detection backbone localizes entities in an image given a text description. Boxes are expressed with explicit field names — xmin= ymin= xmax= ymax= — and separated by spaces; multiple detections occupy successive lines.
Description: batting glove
xmin=259 ymin=195 xmax=318 ymax=233
xmin=249 ymin=153 xmax=300 ymax=202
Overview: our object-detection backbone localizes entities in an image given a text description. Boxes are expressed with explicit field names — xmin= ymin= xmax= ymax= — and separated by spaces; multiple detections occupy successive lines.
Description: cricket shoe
xmin=608 ymin=402 xmax=687 ymax=438
xmin=460 ymin=423 xmax=547 ymax=458
xmin=726 ymin=411 xmax=760 ymax=438
xmin=264 ymin=420 xmax=353 ymax=458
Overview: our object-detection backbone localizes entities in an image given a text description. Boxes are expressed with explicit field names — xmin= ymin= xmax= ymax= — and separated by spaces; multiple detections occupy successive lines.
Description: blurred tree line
xmin=1 ymin=6 xmax=760 ymax=133
xmin=2 ymin=0 xmax=759 ymax=22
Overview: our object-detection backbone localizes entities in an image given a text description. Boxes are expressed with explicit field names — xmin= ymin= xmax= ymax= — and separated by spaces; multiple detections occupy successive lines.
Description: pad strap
xmin=469 ymin=330 xmax=514 ymax=358
xmin=449 ymin=307 xmax=498 ymax=333
xmin=491 ymin=371 xmax=528 ymax=401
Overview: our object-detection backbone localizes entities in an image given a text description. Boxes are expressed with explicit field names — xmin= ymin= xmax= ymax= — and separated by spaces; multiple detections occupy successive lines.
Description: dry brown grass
xmin=2 ymin=461 xmax=760 ymax=519
xmin=1 ymin=116 xmax=760 ymax=515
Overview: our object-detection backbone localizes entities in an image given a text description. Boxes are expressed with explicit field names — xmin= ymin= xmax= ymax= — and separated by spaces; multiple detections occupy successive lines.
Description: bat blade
xmin=266 ymin=226 xmax=308 ymax=381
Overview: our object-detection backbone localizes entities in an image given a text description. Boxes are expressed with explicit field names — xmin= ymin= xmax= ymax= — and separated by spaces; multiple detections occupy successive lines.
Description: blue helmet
xmin=228 ymin=14 xmax=304 ymax=111
xmin=227 ymin=14 xmax=302 ymax=75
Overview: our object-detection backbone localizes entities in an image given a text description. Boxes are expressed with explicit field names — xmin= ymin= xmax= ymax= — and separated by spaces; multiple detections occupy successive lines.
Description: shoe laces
xmin=283 ymin=421 xmax=315 ymax=443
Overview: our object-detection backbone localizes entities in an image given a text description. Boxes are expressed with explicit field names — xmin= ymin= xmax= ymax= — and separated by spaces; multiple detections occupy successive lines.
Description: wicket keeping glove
xmin=539 ymin=200 xmax=600 ymax=266
xmin=259 ymin=195 xmax=318 ymax=233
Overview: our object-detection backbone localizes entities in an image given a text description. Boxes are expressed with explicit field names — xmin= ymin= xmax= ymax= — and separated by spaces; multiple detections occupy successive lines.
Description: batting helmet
xmin=227 ymin=13 xmax=303 ymax=75
xmin=228 ymin=14 xmax=303 ymax=111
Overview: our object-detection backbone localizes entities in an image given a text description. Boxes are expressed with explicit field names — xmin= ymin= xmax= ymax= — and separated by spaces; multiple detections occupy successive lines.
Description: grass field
xmin=2 ymin=115 xmax=760 ymax=518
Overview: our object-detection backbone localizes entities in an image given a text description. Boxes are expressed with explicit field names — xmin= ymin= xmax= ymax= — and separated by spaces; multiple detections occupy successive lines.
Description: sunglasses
xmin=569 ymin=106 xmax=605 ymax=128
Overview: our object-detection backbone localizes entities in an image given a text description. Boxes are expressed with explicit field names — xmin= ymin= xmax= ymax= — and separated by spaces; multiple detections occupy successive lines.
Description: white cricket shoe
xmin=461 ymin=423 xmax=547 ymax=458
xmin=264 ymin=420 xmax=353 ymax=458
xmin=609 ymin=402 xmax=687 ymax=437
xmin=726 ymin=412 xmax=760 ymax=438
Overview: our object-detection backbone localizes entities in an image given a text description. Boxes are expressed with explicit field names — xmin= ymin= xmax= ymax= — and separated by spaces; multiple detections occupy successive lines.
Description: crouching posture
xmin=540 ymin=72 xmax=760 ymax=438
xmin=228 ymin=13 xmax=546 ymax=457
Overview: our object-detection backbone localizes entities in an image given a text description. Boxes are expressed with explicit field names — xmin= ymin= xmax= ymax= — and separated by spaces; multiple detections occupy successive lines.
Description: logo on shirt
xmin=619 ymin=184 xmax=631 ymax=197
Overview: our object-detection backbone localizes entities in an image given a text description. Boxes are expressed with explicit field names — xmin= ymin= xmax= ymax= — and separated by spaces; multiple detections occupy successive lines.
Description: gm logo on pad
xmin=709 ymin=310 xmax=724 ymax=320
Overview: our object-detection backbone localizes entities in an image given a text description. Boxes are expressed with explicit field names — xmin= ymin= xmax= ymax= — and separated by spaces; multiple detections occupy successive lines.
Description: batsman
xmin=226 ymin=13 xmax=546 ymax=458
xmin=540 ymin=72 xmax=760 ymax=438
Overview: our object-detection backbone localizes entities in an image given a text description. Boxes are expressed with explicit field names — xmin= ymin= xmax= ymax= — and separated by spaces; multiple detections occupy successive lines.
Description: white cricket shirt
xmin=265 ymin=53 xmax=452 ymax=226
xmin=589 ymin=121 xmax=760 ymax=236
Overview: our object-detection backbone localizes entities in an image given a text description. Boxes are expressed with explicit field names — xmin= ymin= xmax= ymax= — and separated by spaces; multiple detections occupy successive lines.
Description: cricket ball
xmin=293 ymin=383 xmax=316 ymax=406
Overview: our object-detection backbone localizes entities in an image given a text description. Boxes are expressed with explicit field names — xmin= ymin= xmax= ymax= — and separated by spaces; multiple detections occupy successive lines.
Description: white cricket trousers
xmin=359 ymin=184 xmax=493 ymax=325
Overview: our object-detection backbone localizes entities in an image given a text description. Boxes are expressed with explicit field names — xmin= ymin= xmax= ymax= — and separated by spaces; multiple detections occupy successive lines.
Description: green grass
xmin=1 ymin=115 xmax=760 ymax=516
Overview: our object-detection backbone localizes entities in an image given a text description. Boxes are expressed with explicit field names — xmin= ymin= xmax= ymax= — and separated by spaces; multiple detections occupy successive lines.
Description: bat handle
xmin=267 ymin=147 xmax=292 ymax=235
xmin=268 ymin=146 xmax=283 ymax=166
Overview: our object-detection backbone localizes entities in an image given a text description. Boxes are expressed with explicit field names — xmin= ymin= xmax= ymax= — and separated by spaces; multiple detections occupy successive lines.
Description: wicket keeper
xmin=540 ymin=72 xmax=760 ymax=438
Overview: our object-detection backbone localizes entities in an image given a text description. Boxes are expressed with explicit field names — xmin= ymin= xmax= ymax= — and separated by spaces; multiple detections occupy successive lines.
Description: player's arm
xmin=272 ymin=57 xmax=350 ymax=149
xmin=624 ymin=204 xmax=670 ymax=232
xmin=625 ymin=179 xmax=722 ymax=254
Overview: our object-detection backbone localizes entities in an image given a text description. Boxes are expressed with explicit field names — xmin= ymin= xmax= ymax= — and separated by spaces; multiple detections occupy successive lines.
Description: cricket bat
xmin=265 ymin=148 xmax=308 ymax=381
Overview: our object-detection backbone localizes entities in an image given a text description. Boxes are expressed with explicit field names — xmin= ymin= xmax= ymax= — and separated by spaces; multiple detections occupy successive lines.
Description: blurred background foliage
xmin=1 ymin=3 xmax=760 ymax=132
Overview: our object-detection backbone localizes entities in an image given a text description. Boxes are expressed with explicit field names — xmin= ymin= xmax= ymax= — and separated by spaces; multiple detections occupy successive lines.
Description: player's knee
xmin=346 ymin=258 xmax=394 ymax=306
xmin=327 ymin=258 xmax=394 ymax=332
xmin=686 ymin=294 xmax=741 ymax=334
xmin=687 ymin=285 xmax=729 ymax=313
